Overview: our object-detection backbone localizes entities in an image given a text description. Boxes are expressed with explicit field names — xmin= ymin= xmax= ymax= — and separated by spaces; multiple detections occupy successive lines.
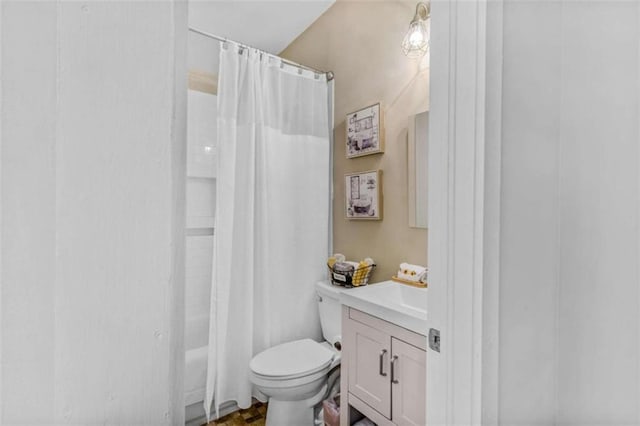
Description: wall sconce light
xmin=402 ymin=2 xmax=430 ymax=58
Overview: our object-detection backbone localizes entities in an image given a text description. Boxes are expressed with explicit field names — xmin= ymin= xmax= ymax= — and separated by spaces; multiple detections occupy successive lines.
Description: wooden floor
xmin=206 ymin=401 xmax=267 ymax=426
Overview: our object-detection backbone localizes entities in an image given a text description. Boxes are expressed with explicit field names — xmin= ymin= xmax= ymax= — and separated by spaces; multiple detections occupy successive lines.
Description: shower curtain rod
xmin=188 ymin=26 xmax=334 ymax=81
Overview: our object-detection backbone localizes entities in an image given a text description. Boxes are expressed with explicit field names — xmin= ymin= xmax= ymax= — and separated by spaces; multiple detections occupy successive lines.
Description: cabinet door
xmin=391 ymin=338 xmax=426 ymax=426
xmin=346 ymin=318 xmax=392 ymax=419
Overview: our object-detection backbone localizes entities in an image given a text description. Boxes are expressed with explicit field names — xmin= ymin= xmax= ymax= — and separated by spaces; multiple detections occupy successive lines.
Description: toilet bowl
xmin=249 ymin=281 xmax=343 ymax=426
xmin=250 ymin=339 xmax=340 ymax=425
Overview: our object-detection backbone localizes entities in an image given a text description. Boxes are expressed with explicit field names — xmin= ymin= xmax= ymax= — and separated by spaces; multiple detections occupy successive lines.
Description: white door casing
xmin=427 ymin=0 xmax=502 ymax=424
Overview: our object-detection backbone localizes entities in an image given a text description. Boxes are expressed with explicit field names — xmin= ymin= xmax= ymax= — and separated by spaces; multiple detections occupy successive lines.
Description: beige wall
xmin=281 ymin=0 xmax=429 ymax=281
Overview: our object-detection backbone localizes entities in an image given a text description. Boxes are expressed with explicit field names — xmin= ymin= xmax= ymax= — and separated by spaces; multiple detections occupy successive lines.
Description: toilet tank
xmin=315 ymin=281 xmax=343 ymax=347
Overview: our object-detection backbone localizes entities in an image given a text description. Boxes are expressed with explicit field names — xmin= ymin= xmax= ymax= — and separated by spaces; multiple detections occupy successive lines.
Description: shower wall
xmin=0 ymin=1 xmax=187 ymax=423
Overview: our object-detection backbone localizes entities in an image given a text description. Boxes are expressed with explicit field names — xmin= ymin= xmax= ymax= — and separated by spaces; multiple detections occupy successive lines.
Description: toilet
xmin=249 ymin=280 xmax=343 ymax=426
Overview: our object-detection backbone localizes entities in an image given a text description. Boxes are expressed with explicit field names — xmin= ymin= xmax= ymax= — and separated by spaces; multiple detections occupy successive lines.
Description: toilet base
xmin=265 ymin=398 xmax=314 ymax=426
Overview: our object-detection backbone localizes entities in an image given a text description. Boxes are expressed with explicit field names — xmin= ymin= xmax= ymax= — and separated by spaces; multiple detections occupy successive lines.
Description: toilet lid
xmin=250 ymin=338 xmax=335 ymax=379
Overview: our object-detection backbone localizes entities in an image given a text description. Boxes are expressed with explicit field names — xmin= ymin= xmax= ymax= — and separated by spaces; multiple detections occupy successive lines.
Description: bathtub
xmin=185 ymin=313 xmax=209 ymax=425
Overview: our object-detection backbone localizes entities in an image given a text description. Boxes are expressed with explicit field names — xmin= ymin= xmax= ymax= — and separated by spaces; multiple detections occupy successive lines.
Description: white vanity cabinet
xmin=346 ymin=316 xmax=392 ymax=418
xmin=340 ymin=306 xmax=426 ymax=426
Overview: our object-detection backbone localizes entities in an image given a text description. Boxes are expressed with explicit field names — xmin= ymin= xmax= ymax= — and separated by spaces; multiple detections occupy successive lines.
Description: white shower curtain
xmin=205 ymin=42 xmax=331 ymax=419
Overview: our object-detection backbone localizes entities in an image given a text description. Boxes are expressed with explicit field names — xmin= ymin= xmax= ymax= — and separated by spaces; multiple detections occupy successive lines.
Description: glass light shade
xmin=402 ymin=18 xmax=430 ymax=58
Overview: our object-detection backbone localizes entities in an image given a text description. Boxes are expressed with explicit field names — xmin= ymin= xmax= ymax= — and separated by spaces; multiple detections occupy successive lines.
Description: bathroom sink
xmin=339 ymin=280 xmax=427 ymax=335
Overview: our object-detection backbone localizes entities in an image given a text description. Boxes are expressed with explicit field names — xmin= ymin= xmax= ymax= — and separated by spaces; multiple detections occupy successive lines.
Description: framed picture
xmin=345 ymin=170 xmax=382 ymax=220
xmin=346 ymin=103 xmax=384 ymax=158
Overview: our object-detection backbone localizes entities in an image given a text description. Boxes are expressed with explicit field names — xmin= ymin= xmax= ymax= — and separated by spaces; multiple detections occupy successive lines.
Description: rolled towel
xmin=352 ymin=260 xmax=369 ymax=286
xmin=398 ymin=262 xmax=427 ymax=282
xmin=328 ymin=253 xmax=347 ymax=268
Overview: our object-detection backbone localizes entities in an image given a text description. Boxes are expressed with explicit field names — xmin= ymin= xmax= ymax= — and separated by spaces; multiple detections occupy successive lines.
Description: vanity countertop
xmin=339 ymin=280 xmax=427 ymax=335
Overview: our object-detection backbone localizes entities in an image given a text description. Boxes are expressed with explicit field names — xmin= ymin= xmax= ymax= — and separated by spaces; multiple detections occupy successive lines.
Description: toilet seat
xmin=250 ymin=338 xmax=335 ymax=381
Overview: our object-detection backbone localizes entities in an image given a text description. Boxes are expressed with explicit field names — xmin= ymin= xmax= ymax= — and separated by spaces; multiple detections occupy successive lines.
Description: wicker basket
xmin=327 ymin=262 xmax=376 ymax=287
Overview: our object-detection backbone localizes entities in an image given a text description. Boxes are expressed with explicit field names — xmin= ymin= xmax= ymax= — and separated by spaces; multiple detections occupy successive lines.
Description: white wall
xmin=1 ymin=1 xmax=187 ymax=423
xmin=496 ymin=1 xmax=640 ymax=424
xmin=498 ymin=1 xmax=561 ymax=422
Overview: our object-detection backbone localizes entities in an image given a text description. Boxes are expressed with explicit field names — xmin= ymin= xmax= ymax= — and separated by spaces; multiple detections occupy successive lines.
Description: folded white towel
xmin=400 ymin=262 xmax=427 ymax=273
xmin=398 ymin=262 xmax=427 ymax=282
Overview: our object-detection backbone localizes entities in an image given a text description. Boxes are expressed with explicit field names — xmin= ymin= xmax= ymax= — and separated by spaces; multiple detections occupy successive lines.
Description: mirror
xmin=408 ymin=111 xmax=428 ymax=229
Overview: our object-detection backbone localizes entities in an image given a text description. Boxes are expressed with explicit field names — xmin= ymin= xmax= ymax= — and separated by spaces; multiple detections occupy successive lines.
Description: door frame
xmin=426 ymin=0 xmax=503 ymax=424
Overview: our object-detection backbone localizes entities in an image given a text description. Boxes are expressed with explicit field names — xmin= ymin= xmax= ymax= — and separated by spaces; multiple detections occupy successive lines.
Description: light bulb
xmin=409 ymin=26 xmax=424 ymax=47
